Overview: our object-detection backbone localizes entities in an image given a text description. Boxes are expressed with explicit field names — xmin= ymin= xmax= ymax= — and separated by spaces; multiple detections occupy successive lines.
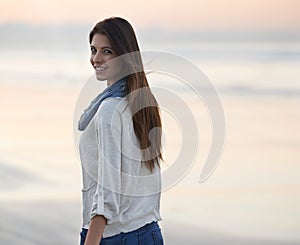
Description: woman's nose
xmin=92 ymin=52 xmax=104 ymax=63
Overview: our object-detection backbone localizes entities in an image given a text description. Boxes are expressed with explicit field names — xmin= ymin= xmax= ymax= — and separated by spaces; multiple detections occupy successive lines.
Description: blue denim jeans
xmin=80 ymin=221 xmax=164 ymax=245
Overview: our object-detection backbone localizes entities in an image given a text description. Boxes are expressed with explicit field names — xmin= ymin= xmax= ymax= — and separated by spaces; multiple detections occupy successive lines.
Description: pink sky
xmin=0 ymin=0 xmax=300 ymax=31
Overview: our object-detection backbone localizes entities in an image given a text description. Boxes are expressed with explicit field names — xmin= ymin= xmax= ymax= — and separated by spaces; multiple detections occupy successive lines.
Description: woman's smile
xmin=94 ymin=65 xmax=108 ymax=72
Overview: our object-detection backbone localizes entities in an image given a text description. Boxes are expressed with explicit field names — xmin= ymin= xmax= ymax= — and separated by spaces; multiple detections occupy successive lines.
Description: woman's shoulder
xmin=95 ymin=97 xmax=128 ymax=123
xmin=99 ymin=97 xmax=128 ymax=113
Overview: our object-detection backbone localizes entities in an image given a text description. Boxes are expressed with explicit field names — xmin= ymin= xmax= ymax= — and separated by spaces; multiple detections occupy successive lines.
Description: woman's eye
xmin=103 ymin=49 xmax=112 ymax=54
xmin=91 ymin=47 xmax=97 ymax=54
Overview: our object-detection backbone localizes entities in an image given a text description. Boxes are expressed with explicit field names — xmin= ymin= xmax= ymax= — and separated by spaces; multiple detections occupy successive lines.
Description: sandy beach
xmin=0 ymin=200 xmax=298 ymax=245
xmin=0 ymin=81 xmax=299 ymax=244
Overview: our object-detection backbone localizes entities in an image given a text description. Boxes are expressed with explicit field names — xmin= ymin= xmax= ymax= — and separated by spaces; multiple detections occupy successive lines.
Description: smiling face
xmin=90 ymin=33 xmax=124 ymax=86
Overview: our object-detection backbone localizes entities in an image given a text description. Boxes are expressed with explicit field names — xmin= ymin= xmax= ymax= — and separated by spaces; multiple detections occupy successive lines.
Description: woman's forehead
xmin=91 ymin=33 xmax=112 ymax=48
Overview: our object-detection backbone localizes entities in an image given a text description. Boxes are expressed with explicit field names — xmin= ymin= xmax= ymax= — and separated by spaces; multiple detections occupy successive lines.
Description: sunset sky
xmin=0 ymin=0 xmax=300 ymax=31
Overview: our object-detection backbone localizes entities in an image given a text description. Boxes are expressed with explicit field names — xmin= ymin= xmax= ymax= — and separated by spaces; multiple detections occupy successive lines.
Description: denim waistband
xmin=81 ymin=221 xmax=158 ymax=237
xmin=126 ymin=221 xmax=158 ymax=235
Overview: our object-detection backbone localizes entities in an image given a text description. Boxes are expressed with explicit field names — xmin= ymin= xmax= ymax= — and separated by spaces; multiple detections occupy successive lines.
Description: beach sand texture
xmin=0 ymin=81 xmax=299 ymax=244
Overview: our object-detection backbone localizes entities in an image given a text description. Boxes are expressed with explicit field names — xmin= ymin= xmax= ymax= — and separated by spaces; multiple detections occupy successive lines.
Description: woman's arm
xmin=84 ymin=215 xmax=107 ymax=245
xmin=86 ymin=100 xmax=122 ymax=245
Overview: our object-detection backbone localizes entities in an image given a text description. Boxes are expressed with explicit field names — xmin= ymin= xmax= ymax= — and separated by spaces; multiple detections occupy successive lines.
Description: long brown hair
xmin=89 ymin=17 xmax=163 ymax=172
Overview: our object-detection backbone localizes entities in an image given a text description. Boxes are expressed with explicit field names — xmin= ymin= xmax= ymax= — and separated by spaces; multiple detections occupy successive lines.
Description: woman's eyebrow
xmin=101 ymin=46 xmax=112 ymax=49
xmin=90 ymin=45 xmax=112 ymax=49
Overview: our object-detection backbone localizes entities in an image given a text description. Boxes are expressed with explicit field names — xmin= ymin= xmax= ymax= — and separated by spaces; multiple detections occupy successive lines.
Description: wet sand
xmin=0 ymin=201 xmax=298 ymax=245
xmin=0 ymin=83 xmax=299 ymax=244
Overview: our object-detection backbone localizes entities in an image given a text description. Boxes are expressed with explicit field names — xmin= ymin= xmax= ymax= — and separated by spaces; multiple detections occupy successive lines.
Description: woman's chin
xmin=95 ymin=74 xmax=107 ymax=81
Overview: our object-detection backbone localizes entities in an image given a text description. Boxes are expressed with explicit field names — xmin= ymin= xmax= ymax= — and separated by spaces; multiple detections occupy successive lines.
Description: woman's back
xmin=79 ymin=97 xmax=162 ymax=238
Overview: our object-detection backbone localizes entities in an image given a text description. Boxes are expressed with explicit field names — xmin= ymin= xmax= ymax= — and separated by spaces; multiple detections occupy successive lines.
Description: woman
xmin=78 ymin=17 xmax=164 ymax=245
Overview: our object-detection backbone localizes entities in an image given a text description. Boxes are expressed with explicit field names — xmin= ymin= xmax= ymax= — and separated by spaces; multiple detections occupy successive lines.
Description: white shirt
xmin=79 ymin=97 xmax=162 ymax=238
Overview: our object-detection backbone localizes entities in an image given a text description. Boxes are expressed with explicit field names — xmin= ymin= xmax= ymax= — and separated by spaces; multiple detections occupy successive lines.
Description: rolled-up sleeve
xmin=91 ymin=100 xmax=122 ymax=225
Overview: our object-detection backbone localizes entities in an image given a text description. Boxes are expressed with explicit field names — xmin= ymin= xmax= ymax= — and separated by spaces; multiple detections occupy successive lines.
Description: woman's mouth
xmin=95 ymin=66 xmax=108 ymax=72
